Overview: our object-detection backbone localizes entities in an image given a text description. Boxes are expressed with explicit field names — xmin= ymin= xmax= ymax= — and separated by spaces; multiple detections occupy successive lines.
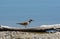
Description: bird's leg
xmin=25 ymin=26 xmax=27 ymax=29
xmin=24 ymin=26 xmax=27 ymax=35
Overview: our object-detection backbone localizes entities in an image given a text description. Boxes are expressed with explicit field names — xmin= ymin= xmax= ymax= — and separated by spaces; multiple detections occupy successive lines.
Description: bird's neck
xmin=28 ymin=20 xmax=32 ymax=23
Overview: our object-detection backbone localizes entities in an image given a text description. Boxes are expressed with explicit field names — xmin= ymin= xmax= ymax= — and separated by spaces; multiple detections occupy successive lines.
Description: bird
xmin=17 ymin=19 xmax=34 ymax=28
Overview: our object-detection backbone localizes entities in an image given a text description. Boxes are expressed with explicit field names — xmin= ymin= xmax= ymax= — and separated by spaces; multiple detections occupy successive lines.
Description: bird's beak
xmin=32 ymin=20 xmax=34 ymax=21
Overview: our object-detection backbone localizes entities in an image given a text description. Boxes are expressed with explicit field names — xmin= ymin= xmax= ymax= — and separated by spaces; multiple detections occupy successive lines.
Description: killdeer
xmin=17 ymin=19 xmax=34 ymax=28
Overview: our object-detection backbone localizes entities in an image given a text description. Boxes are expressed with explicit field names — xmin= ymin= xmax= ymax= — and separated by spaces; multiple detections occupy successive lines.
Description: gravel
xmin=0 ymin=31 xmax=60 ymax=39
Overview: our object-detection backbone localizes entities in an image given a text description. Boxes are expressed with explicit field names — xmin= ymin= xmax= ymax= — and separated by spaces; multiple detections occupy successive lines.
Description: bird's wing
xmin=17 ymin=22 xmax=28 ymax=25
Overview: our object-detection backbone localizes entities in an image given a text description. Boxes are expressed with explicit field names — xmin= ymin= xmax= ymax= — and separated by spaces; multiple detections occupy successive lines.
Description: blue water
xmin=0 ymin=0 xmax=60 ymax=28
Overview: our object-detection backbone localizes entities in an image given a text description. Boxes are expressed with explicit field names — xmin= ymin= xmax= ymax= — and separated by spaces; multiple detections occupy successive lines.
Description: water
xmin=0 ymin=0 xmax=60 ymax=27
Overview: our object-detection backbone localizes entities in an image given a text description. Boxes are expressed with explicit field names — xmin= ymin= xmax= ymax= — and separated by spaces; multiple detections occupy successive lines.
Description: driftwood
xmin=0 ymin=25 xmax=60 ymax=32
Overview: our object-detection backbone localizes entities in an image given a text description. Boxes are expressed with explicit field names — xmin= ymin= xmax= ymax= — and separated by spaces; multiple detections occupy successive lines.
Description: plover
xmin=17 ymin=19 xmax=34 ymax=28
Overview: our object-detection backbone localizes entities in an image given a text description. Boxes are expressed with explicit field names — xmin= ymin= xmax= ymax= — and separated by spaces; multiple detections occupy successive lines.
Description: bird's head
xmin=28 ymin=19 xmax=34 ymax=23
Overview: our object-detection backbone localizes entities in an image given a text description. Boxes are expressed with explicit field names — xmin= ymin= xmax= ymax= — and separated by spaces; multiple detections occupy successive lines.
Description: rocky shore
xmin=0 ymin=31 xmax=60 ymax=39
